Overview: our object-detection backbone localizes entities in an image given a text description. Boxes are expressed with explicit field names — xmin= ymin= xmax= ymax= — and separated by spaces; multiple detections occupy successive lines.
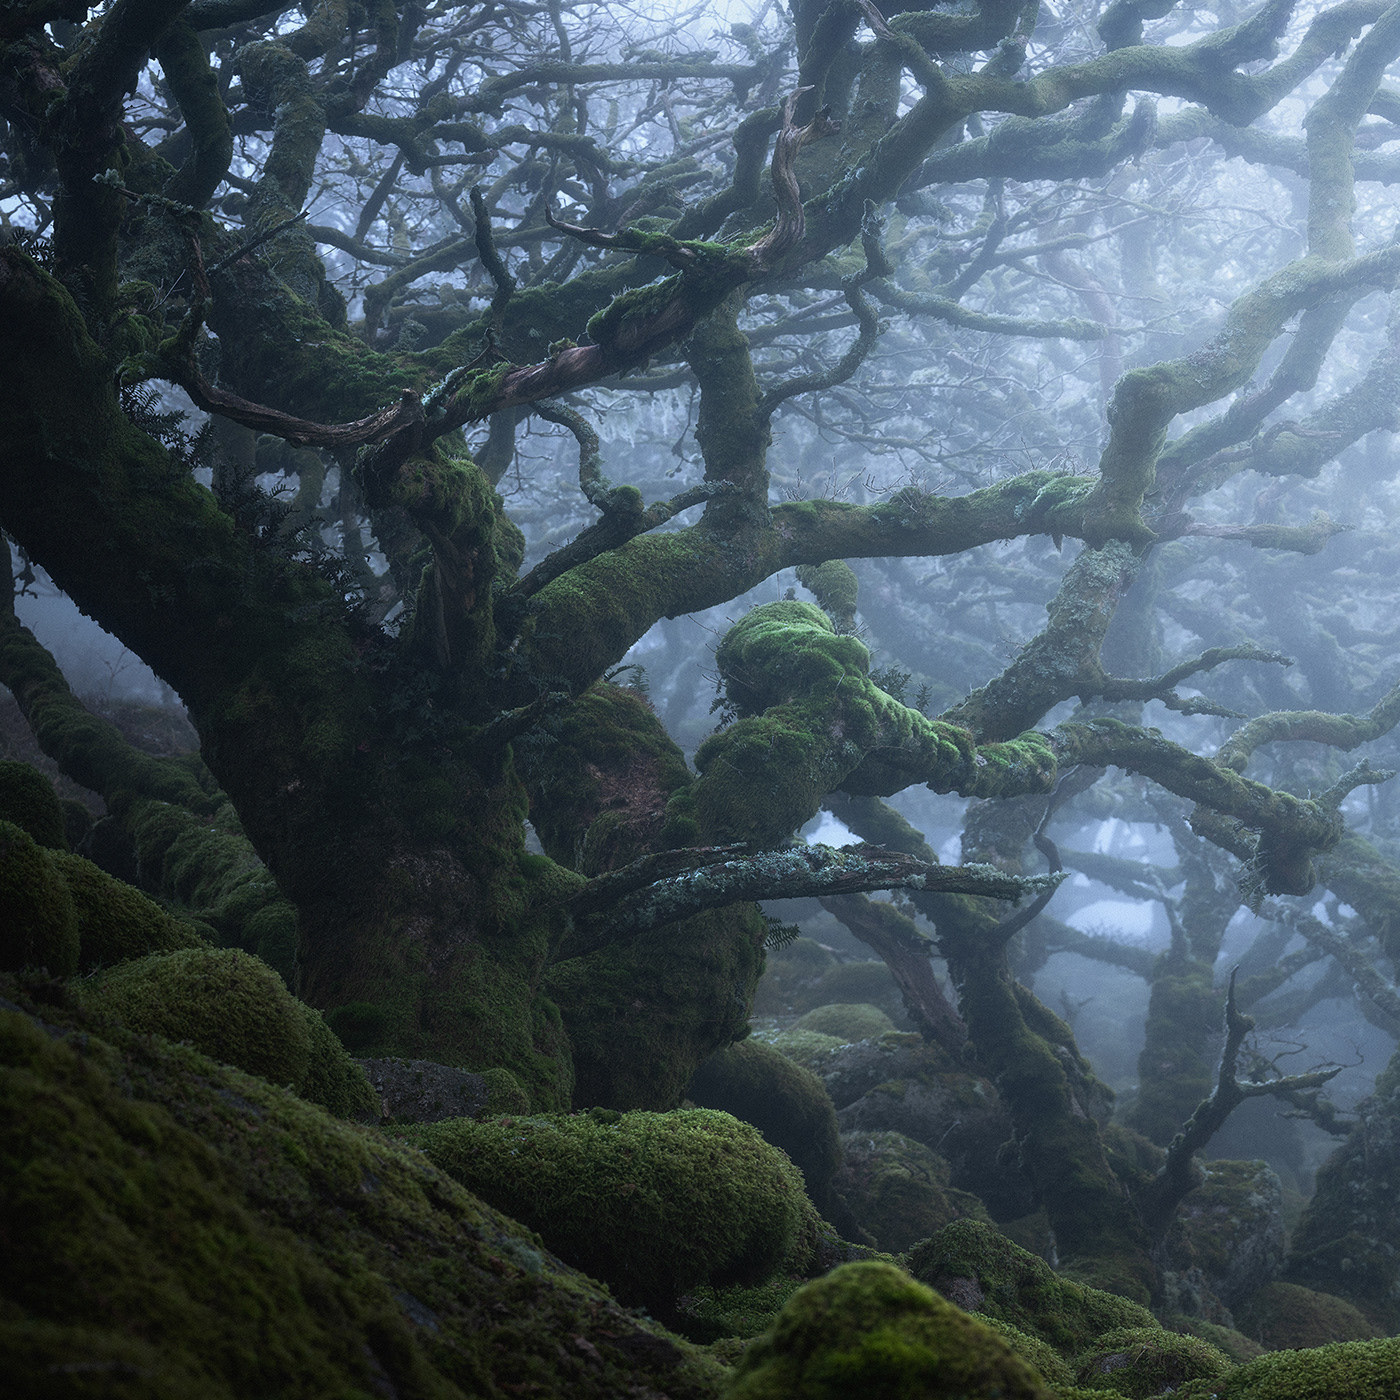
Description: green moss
xmin=688 ymin=1039 xmax=842 ymax=1206
xmin=480 ymin=1065 xmax=531 ymax=1115
xmin=0 ymin=758 xmax=66 ymax=848
xmin=723 ymin=1260 xmax=1054 ymax=1399
xmin=794 ymin=1002 xmax=898 ymax=1042
xmin=1127 ymin=960 xmax=1222 ymax=1146
xmin=293 ymin=1001 xmax=381 ymax=1121
xmin=978 ymin=1317 xmax=1076 ymax=1388
xmin=51 ymin=850 xmax=204 ymax=971
xmin=1171 ymin=1339 xmax=1400 ymax=1399
xmin=1071 ymin=1326 xmax=1233 ymax=1397
xmin=832 ymin=1129 xmax=990 ymax=1254
xmin=401 ymin=1107 xmax=813 ymax=1317
xmin=679 ymin=1275 xmax=809 ymax=1344
xmin=0 ymin=819 xmax=78 ymax=977
xmin=795 ymin=560 xmax=860 ymax=632
xmin=80 ymin=947 xmax=313 ymax=1089
xmin=1167 ymin=1318 xmax=1265 ymax=1366
xmin=761 ymin=1028 xmax=849 ymax=1073
xmin=1232 ymin=1281 xmax=1380 ymax=1351
xmin=0 ymin=989 xmax=728 ymax=1398
xmin=245 ymin=901 xmax=299 ymax=987
xmin=906 ymin=1221 xmax=1156 ymax=1359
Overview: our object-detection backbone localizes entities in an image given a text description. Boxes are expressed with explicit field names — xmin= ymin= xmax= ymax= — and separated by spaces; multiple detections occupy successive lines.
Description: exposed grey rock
xmin=357 ymin=1056 xmax=490 ymax=1124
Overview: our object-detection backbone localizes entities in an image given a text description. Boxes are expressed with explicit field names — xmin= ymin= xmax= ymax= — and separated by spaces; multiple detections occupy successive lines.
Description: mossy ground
xmin=1171 ymin=1338 xmax=1400 ymax=1399
xmin=1231 ymin=1281 xmax=1380 ymax=1351
xmin=793 ymin=1001 xmax=899 ymax=1041
xmin=0 ymin=982 xmax=729 ymax=1399
xmin=1070 ymin=1326 xmax=1233 ymax=1397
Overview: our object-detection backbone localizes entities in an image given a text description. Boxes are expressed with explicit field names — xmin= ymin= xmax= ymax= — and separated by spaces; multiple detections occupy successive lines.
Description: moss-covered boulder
xmin=751 ymin=936 xmax=838 ymax=1017
xmin=906 ymin=1220 xmax=1156 ymax=1360
xmin=401 ymin=1107 xmax=816 ymax=1317
xmin=1071 ymin=1326 xmax=1233 ymax=1396
xmin=722 ymin=1260 xmax=1054 ymax=1399
xmin=1172 ymin=1338 xmax=1400 ymax=1399
xmin=51 ymin=848 xmax=205 ymax=970
xmin=78 ymin=946 xmax=376 ymax=1119
xmin=0 ymin=818 xmax=78 ymax=977
xmin=1160 ymin=1160 xmax=1285 ymax=1312
xmin=761 ymin=1027 xmax=848 ymax=1074
xmin=0 ymin=986 xmax=728 ymax=1398
xmin=827 ymin=1037 xmax=1033 ymax=1221
xmin=688 ymin=1039 xmax=843 ymax=1206
xmin=793 ymin=1001 xmax=897 ymax=1042
xmin=0 ymin=757 xmax=66 ymax=847
xmin=1166 ymin=1316 xmax=1265 ymax=1365
xmin=1232 ymin=1280 xmax=1380 ymax=1351
xmin=831 ymin=1129 xmax=990 ymax=1254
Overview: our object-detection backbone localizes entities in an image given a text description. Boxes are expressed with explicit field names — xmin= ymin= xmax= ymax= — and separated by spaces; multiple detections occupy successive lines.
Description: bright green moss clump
xmin=0 ymin=989 xmax=728 ymax=1398
xmin=1172 ymin=1338 xmax=1400 ymax=1399
xmin=0 ymin=819 xmax=79 ymax=977
xmin=794 ymin=1002 xmax=898 ymax=1042
xmin=0 ymin=758 xmax=66 ymax=848
xmin=906 ymin=1220 xmax=1156 ymax=1359
xmin=79 ymin=947 xmax=375 ymax=1118
xmin=1071 ymin=1326 xmax=1232 ymax=1397
xmin=722 ymin=1260 xmax=1054 ymax=1399
xmin=402 ymin=1107 xmax=814 ymax=1317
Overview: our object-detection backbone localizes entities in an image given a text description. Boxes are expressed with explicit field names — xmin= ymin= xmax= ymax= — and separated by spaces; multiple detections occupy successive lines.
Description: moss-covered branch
xmin=564 ymin=841 xmax=1058 ymax=957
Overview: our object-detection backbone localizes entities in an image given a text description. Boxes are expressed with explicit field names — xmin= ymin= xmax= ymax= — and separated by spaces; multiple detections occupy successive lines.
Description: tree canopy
xmin=6 ymin=0 xmax=1400 ymax=1319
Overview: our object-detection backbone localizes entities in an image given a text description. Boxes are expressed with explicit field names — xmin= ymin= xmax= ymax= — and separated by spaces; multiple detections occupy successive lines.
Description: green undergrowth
xmin=399 ymin=1107 xmax=820 ymax=1318
xmin=1231 ymin=1280 xmax=1380 ymax=1351
xmin=1070 ymin=1326 xmax=1232 ymax=1397
xmin=0 ymin=983 xmax=729 ymax=1399
xmin=793 ymin=1001 xmax=898 ymax=1041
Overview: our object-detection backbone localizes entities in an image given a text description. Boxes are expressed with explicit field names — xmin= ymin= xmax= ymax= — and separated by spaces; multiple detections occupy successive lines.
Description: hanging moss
xmin=1071 ymin=1326 xmax=1233 ymax=1397
xmin=0 ymin=819 xmax=79 ymax=978
xmin=906 ymin=1220 xmax=1156 ymax=1360
xmin=722 ymin=1260 xmax=1054 ymax=1399
xmin=400 ymin=1107 xmax=816 ymax=1318
xmin=0 ymin=758 xmax=66 ymax=848
xmin=0 ymin=990 xmax=728 ymax=1398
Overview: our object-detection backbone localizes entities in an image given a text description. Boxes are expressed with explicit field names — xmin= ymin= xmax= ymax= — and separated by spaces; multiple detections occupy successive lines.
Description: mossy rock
xmin=401 ymin=1107 xmax=815 ymax=1316
xmin=78 ymin=947 xmax=374 ymax=1118
xmin=0 ymin=986 xmax=727 ymax=1398
xmin=1071 ymin=1326 xmax=1233 ymax=1397
xmin=0 ymin=758 xmax=66 ymax=848
xmin=831 ymin=1129 xmax=990 ymax=1254
xmin=1160 ymin=1159 xmax=1284 ymax=1310
xmin=722 ymin=1259 xmax=1054 ymax=1399
xmin=688 ymin=1039 xmax=842 ymax=1203
xmin=906 ymin=1220 xmax=1156 ymax=1359
xmin=1172 ymin=1338 xmax=1400 ymax=1399
xmin=761 ymin=1027 xmax=848 ymax=1074
xmin=793 ymin=1002 xmax=897 ymax=1042
xmin=1232 ymin=1281 xmax=1380 ymax=1351
xmin=1166 ymin=1316 xmax=1265 ymax=1365
xmin=0 ymin=819 xmax=78 ymax=978
xmin=50 ymin=849 xmax=204 ymax=971
xmin=978 ymin=1316 xmax=1075 ymax=1388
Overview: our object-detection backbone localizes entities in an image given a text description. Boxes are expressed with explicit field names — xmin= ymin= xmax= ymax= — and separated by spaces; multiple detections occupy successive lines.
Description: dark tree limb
xmin=1138 ymin=969 xmax=1343 ymax=1238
